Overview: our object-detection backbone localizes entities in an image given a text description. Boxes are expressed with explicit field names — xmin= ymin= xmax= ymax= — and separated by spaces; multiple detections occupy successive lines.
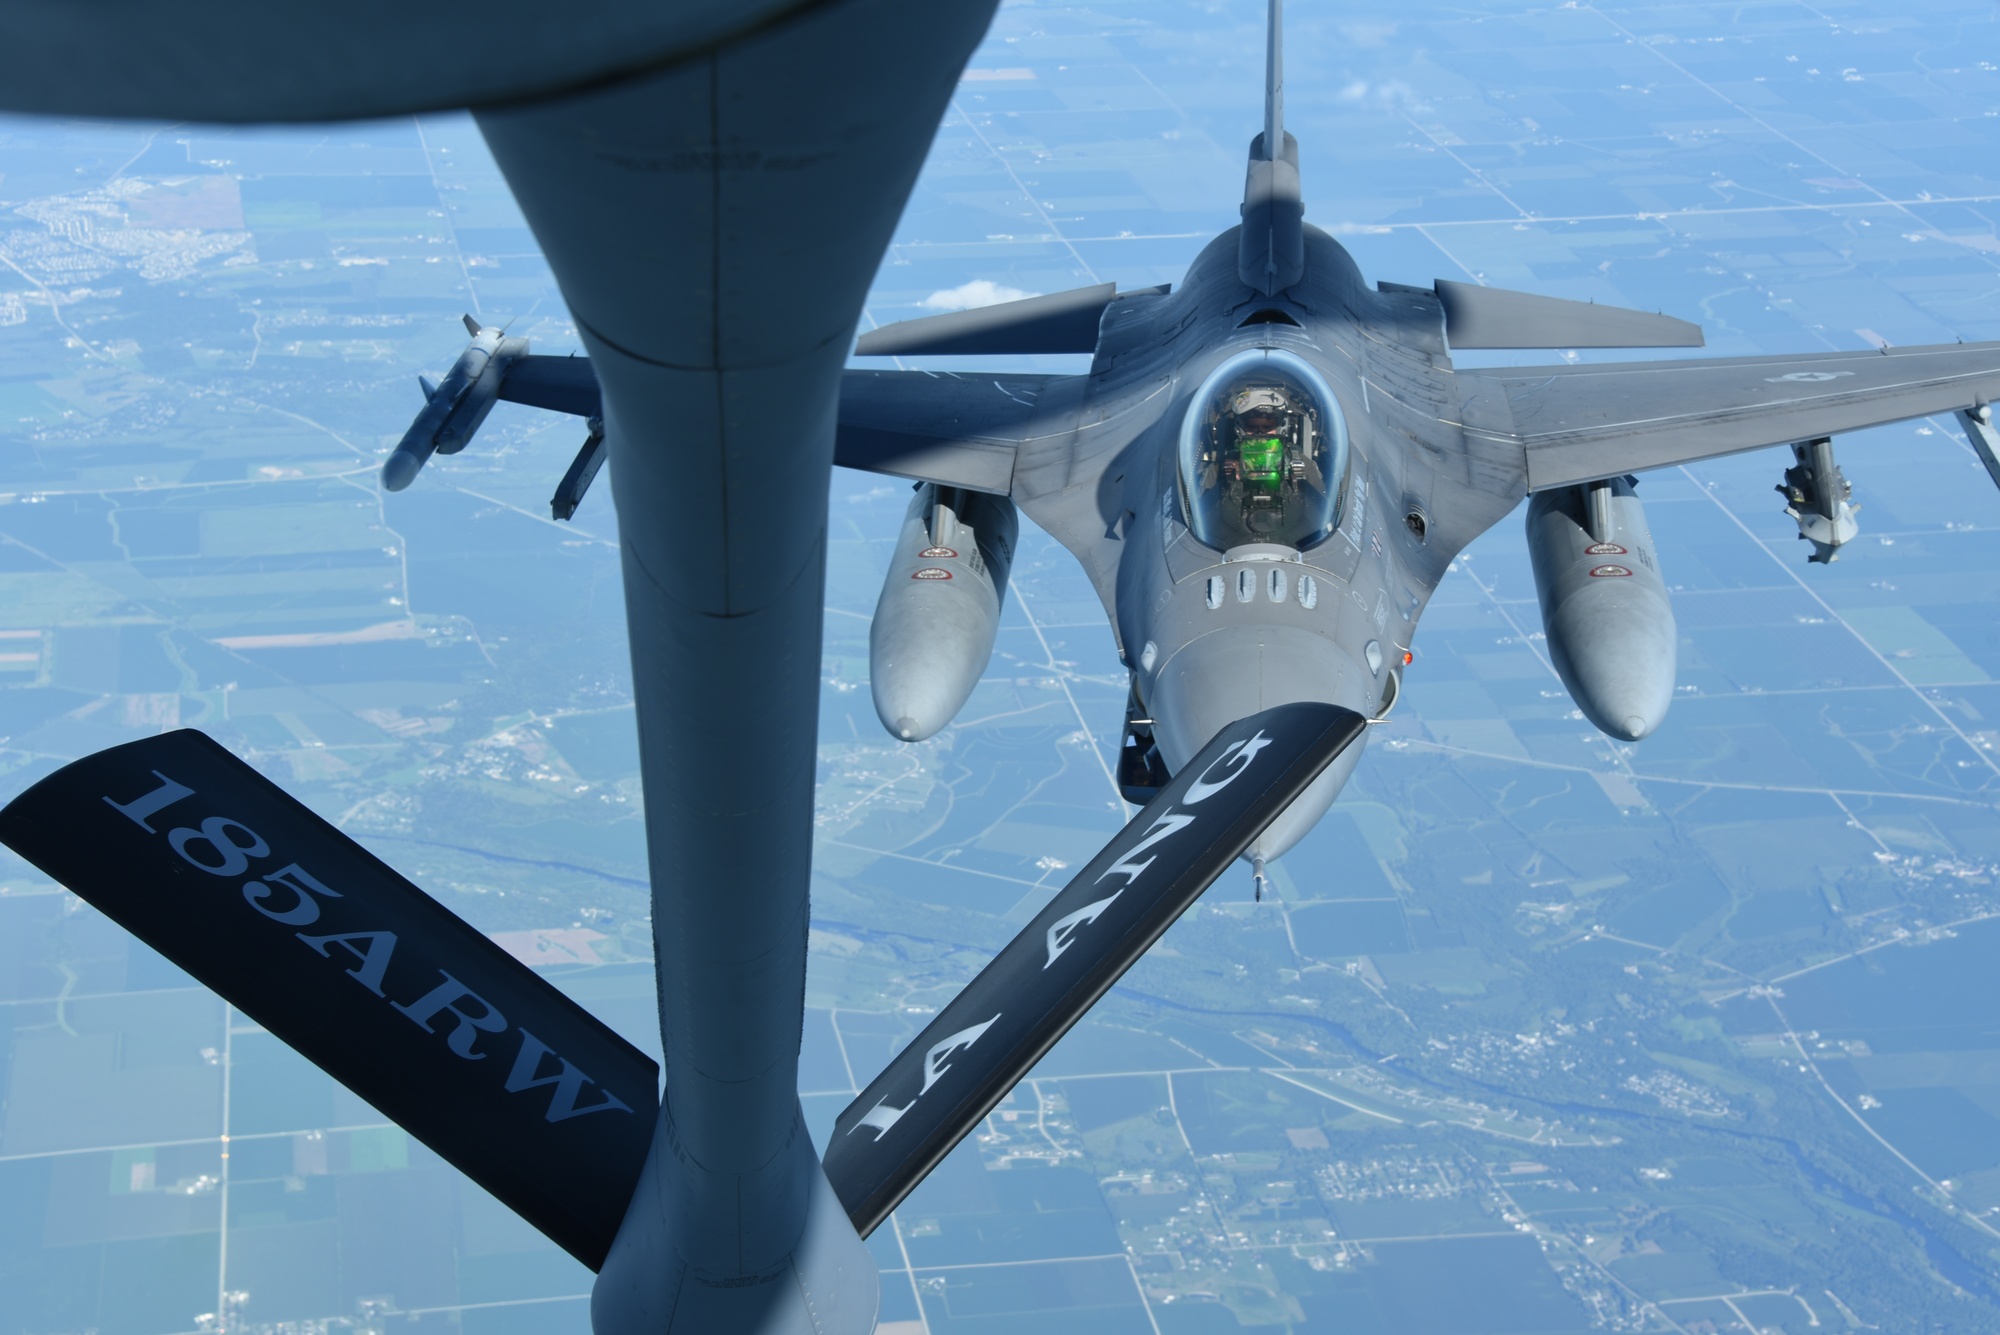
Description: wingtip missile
xmin=385 ymin=319 xmax=528 ymax=491
xmin=1778 ymin=438 xmax=1859 ymax=563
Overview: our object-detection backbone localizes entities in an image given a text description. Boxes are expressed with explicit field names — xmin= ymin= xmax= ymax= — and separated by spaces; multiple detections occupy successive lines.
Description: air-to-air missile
xmin=868 ymin=484 xmax=1017 ymax=742
xmin=1527 ymin=477 xmax=1677 ymax=743
xmin=1777 ymin=436 xmax=1860 ymax=563
xmin=382 ymin=315 xmax=528 ymax=491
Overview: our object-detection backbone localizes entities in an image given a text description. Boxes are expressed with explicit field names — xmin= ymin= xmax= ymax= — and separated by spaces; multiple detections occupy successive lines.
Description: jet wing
xmin=1456 ymin=341 xmax=2000 ymax=490
xmin=497 ymin=354 xmax=602 ymax=419
xmin=833 ymin=370 xmax=1086 ymax=496
xmin=487 ymin=359 xmax=1077 ymax=498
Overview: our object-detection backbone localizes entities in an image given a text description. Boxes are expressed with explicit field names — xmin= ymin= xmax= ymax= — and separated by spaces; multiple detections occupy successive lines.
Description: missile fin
xmin=418 ymin=374 xmax=438 ymax=402
xmin=462 ymin=313 xmax=482 ymax=337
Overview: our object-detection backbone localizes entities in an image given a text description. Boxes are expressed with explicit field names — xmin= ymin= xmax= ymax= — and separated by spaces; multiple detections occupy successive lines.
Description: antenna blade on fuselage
xmin=820 ymin=701 xmax=1367 ymax=1237
xmin=0 ymin=729 xmax=660 ymax=1271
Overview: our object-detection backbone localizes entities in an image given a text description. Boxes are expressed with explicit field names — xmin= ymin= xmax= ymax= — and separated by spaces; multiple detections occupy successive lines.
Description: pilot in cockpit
xmin=1181 ymin=351 xmax=1347 ymax=553
xmin=1218 ymin=384 xmax=1312 ymax=537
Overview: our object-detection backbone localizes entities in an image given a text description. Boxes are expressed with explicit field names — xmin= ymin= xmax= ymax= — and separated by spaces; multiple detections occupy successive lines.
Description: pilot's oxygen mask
xmin=1179 ymin=349 xmax=1348 ymax=553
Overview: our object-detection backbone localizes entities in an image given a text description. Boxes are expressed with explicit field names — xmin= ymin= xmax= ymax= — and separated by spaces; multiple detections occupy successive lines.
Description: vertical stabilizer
xmin=1239 ymin=0 xmax=1304 ymax=295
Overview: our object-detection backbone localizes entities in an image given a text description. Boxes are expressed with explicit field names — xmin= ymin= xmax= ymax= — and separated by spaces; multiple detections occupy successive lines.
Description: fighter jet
xmin=387 ymin=1 xmax=2000 ymax=903
xmin=11 ymin=3 xmax=2000 ymax=1332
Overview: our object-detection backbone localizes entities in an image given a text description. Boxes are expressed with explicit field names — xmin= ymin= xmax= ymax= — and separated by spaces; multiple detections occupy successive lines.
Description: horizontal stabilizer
xmin=1389 ymin=279 xmax=1704 ymax=350
xmin=822 ymin=701 xmax=1367 ymax=1236
xmin=854 ymin=283 xmax=1118 ymax=357
xmin=0 ymin=730 xmax=658 ymax=1270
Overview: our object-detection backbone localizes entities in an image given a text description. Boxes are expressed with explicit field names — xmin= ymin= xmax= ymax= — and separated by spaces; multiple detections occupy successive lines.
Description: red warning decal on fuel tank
xmin=1588 ymin=564 xmax=1633 ymax=578
xmin=920 ymin=547 xmax=958 ymax=559
xmin=1585 ymin=543 xmax=1627 ymax=556
xmin=912 ymin=568 xmax=953 ymax=580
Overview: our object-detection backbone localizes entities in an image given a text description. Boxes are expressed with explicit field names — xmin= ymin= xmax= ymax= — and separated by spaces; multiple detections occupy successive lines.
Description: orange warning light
xmin=1402 ymin=651 xmax=1414 ymax=665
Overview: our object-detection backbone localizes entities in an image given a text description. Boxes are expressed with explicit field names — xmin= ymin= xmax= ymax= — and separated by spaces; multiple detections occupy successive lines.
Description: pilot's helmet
xmin=1228 ymin=385 xmax=1290 ymax=430
xmin=1177 ymin=349 xmax=1348 ymax=553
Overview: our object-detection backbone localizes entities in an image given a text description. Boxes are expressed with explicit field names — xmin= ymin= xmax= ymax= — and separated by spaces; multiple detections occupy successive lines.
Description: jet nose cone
xmin=1619 ymin=714 xmax=1651 ymax=741
xmin=893 ymin=716 xmax=925 ymax=742
xmin=1148 ymin=626 xmax=1376 ymax=863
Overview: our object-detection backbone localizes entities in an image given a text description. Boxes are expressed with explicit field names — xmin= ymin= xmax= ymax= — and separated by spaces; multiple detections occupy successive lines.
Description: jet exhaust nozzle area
xmin=869 ymin=484 xmax=1018 ymax=742
xmin=1526 ymin=478 xmax=1677 ymax=743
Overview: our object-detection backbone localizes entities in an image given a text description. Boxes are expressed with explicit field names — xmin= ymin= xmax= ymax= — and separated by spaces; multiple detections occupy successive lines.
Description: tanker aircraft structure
xmin=8 ymin=4 xmax=2000 ymax=1335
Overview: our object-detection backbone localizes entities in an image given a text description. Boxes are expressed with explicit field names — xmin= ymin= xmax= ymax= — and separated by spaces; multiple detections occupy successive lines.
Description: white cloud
xmin=920 ymin=279 xmax=1037 ymax=312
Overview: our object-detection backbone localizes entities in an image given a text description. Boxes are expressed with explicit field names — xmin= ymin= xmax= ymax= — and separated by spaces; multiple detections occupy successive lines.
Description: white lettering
xmin=1045 ymin=892 xmax=1122 ymax=969
xmin=505 ymin=1029 xmax=635 ymax=1122
xmin=846 ymin=1014 xmax=1002 ymax=1142
xmin=296 ymin=928 xmax=397 ymax=996
xmin=922 ymin=1015 xmax=998 ymax=1093
xmin=853 ymin=1098 xmax=910 ymax=1139
xmin=244 ymin=863 xmax=341 ymax=926
xmin=102 ymin=771 xmax=195 ymax=832
xmin=167 ymin=816 xmax=269 ymax=877
xmin=1095 ymin=811 xmax=1196 ymax=889
xmin=393 ymin=971 xmax=509 ymax=1059
xmin=1182 ymin=731 xmax=1274 ymax=804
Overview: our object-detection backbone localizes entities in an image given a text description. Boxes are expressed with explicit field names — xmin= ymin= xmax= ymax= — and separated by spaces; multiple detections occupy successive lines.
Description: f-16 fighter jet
xmin=400 ymin=1 xmax=2000 ymax=902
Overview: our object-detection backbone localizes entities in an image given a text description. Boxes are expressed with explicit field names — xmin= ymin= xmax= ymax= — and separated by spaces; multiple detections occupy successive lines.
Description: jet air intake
xmin=870 ymin=485 xmax=1017 ymax=742
xmin=1527 ymin=477 xmax=1677 ymax=743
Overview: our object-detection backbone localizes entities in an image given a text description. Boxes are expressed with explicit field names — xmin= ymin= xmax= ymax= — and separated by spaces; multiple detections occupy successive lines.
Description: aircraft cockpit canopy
xmin=1178 ymin=349 xmax=1348 ymax=552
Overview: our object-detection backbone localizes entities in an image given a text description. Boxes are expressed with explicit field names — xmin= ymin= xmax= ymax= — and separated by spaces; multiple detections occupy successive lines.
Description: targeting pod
xmin=382 ymin=315 xmax=529 ymax=491
xmin=1777 ymin=436 xmax=1859 ymax=564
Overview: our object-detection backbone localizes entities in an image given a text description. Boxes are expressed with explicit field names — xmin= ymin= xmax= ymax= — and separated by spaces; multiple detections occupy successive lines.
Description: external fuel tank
xmin=1526 ymin=477 xmax=1676 ymax=742
xmin=869 ymin=484 xmax=1017 ymax=742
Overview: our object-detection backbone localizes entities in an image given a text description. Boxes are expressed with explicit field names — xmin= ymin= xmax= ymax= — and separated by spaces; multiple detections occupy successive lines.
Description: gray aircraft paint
xmin=998 ymin=230 xmax=1510 ymax=864
xmin=869 ymin=486 xmax=1017 ymax=742
xmin=1526 ymin=479 xmax=1677 ymax=742
xmin=384 ymin=317 xmax=527 ymax=492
